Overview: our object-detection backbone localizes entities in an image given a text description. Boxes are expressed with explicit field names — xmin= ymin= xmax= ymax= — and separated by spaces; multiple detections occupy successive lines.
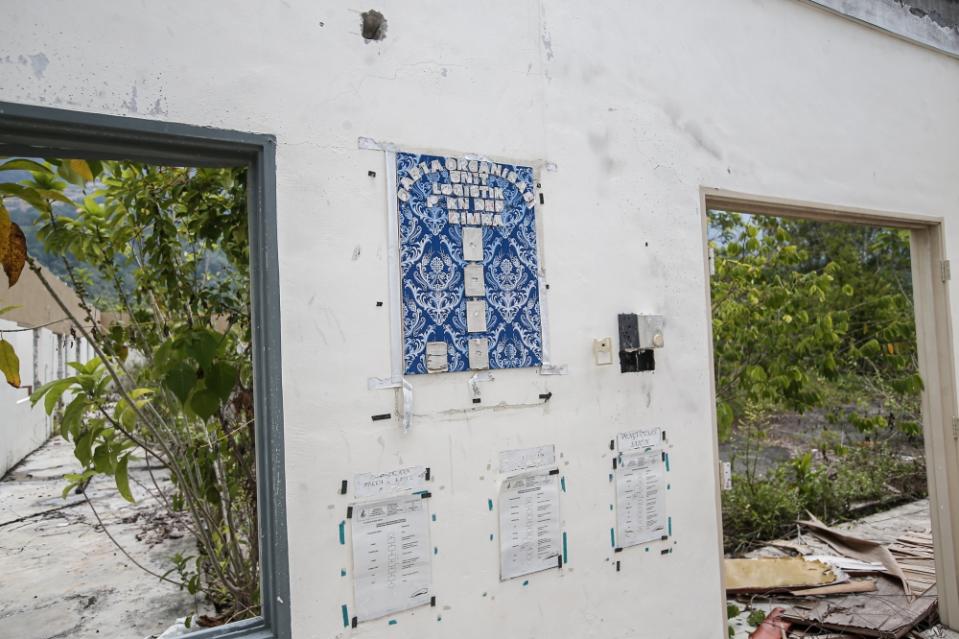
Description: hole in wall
xmin=361 ymin=10 xmax=387 ymax=41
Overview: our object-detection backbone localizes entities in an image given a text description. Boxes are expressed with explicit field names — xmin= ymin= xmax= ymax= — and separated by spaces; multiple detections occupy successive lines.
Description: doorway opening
xmin=702 ymin=190 xmax=959 ymax=638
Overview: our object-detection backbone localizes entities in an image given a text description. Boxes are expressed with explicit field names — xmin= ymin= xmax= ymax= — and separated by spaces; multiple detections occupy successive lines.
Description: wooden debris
xmin=781 ymin=580 xmax=937 ymax=638
xmin=725 ymin=557 xmax=839 ymax=594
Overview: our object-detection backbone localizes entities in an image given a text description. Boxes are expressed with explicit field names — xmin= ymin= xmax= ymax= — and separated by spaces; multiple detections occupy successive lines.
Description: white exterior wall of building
xmin=3 ymin=1 xmax=959 ymax=636
xmin=0 ymin=318 xmax=81 ymax=476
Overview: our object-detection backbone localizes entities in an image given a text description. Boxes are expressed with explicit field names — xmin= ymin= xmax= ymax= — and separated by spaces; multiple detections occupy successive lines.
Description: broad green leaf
xmin=206 ymin=362 xmax=237 ymax=402
xmin=0 ymin=158 xmax=52 ymax=174
xmin=164 ymin=364 xmax=196 ymax=404
xmin=61 ymin=394 xmax=88 ymax=438
xmin=42 ymin=378 xmax=76 ymax=414
xmin=189 ymin=388 xmax=220 ymax=420
xmin=75 ymin=429 xmax=95 ymax=466
xmin=191 ymin=330 xmax=221 ymax=371
xmin=115 ymin=454 xmax=134 ymax=503
xmin=0 ymin=339 xmax=20 ymax=388
xmin=0 ymin=305 xmax=21 ymax=315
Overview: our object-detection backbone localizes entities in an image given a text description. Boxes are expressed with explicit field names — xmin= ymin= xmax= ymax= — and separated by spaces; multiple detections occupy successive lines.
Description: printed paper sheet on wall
xmin=614 ymin=430 xmax=668 ymax=548
xmin=394 ymin=151 xmax=543 ymax=374
xmin=351 ymin=494 xmax=433 ymax=621
xmin=498 ymin=467 xmax=562 ymax=580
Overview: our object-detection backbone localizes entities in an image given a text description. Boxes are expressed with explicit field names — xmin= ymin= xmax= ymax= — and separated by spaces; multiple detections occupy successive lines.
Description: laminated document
xmin=498 ymin=467 xmax=562 ymax=580
xmin=614 ymin=448 xmax=667 ymax=548
xmin=351 ymin=494 xmax=433 ymax=621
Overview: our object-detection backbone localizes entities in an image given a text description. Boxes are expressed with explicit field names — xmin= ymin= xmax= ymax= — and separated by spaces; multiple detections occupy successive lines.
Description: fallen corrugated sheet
xmin=781 ymin=579 xmax=937 ymax=638
xmin=725 ymin=557 xmax=839 ymax=594
xmin=799 ymin=515 xmax=912 ymax=596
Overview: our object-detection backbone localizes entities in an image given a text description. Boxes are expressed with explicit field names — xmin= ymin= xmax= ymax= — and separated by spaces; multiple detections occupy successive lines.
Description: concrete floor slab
xmin=0 ymin=436 xmax=201 ymax=639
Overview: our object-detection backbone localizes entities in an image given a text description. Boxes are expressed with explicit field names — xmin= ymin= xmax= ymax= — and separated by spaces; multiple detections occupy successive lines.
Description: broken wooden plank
xmin=789 ymin=579 xmax=877 ymax=596
xmin=725 ymin=557 xmax=838 ymax=594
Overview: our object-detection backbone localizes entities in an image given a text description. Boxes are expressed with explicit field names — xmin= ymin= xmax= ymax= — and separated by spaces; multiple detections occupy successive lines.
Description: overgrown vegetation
xmin=710 ymin=212 xmax=926 ymax=554
xmin=0 ymin=157 xmax=257 ymax=624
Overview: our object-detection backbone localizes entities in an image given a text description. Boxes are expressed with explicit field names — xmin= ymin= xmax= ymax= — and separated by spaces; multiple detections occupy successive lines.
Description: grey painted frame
xmin=0 ymin=101 xmax=291 ymax=639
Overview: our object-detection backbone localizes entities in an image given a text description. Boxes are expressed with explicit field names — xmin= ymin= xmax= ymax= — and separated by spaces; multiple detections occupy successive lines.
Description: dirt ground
xmin=0 ymin=436 xmax=201 ymax=639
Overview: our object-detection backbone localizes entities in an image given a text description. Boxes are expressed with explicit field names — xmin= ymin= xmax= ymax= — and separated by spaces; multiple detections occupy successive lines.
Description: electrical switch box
xmin=618 ymin=313 xmax=659 ymax=373
xmin=593 ymin=337 xmax=613 ymax=366
xmin=464 ymin=263 xmax=485 ymax=297
xmin=426 ymin=341 xmax=449 ymax=374
xmin=637 ymin=315 xmax=665 ymax=349
xmin=466 ymin=300 xmax=487 ymax=333
xmin=468 ymin=337 xmax=489 ymax=369
xmin=463 ymin=227 xmax=484 ymax=261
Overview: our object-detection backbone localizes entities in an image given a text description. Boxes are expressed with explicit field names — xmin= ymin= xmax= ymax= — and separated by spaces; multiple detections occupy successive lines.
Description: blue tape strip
xmin=562 ymin=531 xmax=568 ymax=564
xmin=341 ymin=604 xmax=349 ymax=628
xmin=338 ymin=520 xmax=345 ymax=545
xmin=560 ymin=476 xmax=566 ymax=492
xmin=664 ymin=453 xmax=670 ymax=472
xmin=388 ymin=619 xmax=397 ymax=625
xmin=668 ymin=516 xmax=672 ymax=536
xmin=610 ymin=527 xmax=616 ymax=548
xmin=487 ymin=498 xmax=493 ymax=511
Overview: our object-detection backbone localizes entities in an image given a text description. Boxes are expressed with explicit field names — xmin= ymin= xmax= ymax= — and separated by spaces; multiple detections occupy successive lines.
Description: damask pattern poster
xmin=395 ymin=151 xmax=543 ymax=375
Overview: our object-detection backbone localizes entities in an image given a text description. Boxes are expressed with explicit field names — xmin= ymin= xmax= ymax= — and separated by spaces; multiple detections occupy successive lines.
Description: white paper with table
xmin=498 ymin=467 xmax=562 ymax=580
xmin=614 ymin=447 xmax=667 ymax=548
xmin=351 ymin=494 xmax=433 ymax=621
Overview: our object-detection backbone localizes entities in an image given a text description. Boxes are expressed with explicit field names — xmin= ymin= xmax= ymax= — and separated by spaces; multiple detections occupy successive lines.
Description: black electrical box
xmin=618 ymin=313 xmax=640 ymax=352
xmin=618 ymin=313 xmax=655 ymax=373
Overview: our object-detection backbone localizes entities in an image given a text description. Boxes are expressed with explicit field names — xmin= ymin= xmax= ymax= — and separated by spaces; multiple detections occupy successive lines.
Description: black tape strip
xmin=557 ymin=554 xmax=563 ymax=569
xmin=352 ymin=616 xmax=358 ymax=628
xmin=367 ymin=170 xmax=376 ymax=177
xmin=430 ymin=596 xmax=436 ymax=607
xmin=661 ymin=534 xmax=669 ymax=541
xmin=472 ymin=398 xmax=481 ymax=404
xmin=548 ymin=468 xmax=559 ymax=476
xmin=538 ymin=391 xmax=552 ymax=401
xmin=340 ymin=480 xmax=348 ymax=495
xmin=425 ymin=467 xmax=431 ymax=481
xmin=539 ymin=193 xmax=545 ymax=205
xmin=371 ymin=413 xmax=391 ymax=421
xmin=612 ymin=458 xmax=618 ymax=470
xmin=661 ymin=548 xmax=670 ymax=555
xmin=376 ymin=301 xmax=383 ymax=307
xmin=420 ymin=491 xmax=432 ymax=499
xmin=661 ymin=451 xmax=666 ymax=461
xmin=346 ymin=506 xmax=353 ymax=519
xmin=614 ymin=547 xmax=623 ymax=553
xmin=662 ymin=430 xmax=667 ymax=441
xmin=616 ymin=560 xmax=621 ymax=572
xmin=609 ymin=439 xmax=614 ymax=450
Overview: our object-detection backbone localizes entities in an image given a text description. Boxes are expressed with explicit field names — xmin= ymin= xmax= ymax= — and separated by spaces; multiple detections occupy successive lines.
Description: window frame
xmin=0 ymin=101 xmax=291 ymax=639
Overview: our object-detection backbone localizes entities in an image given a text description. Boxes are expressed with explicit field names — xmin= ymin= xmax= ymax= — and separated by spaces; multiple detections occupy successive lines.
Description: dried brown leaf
xmin=2 ymin=222 xmax=26 ymax=287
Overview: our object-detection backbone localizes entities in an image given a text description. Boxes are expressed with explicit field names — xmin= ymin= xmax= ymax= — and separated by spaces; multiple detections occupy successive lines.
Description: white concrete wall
xmin=3 ymin=1 xmax=959 ymax=637
xmin=0 ymin=319 xmax=80 ymax=476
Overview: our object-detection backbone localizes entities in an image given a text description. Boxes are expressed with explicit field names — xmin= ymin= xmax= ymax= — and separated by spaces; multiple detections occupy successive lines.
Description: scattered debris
xmin=725 ymin=557 xmax=840 ymax=594
xmin=748 ymin=608 xmax=792 ymax=639
xmin=780 ymin=579 xmax=937 ymax=638
xmin=727 ymin=500 xmax=956 ymax=639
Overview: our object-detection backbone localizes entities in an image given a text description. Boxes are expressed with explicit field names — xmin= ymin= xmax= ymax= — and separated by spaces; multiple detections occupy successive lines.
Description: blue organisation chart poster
xmin=395 ymin=151 xmax=543 ymax=375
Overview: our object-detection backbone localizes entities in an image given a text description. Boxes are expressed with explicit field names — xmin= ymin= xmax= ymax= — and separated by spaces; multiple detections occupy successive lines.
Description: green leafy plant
xmin=2 ymin=157 xmax=258 ymax=623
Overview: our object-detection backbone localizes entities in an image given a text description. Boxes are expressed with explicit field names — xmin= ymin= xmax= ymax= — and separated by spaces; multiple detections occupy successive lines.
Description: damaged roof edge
xmin=800 ymin=0 xmax=959 ymax=59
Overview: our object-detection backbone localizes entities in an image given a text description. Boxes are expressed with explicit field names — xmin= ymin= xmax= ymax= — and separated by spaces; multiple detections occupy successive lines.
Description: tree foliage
xmin=0 ymin=157 xmax=257 ymax=622
xmin=710 ymin=211 xmax=921 ymax=440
